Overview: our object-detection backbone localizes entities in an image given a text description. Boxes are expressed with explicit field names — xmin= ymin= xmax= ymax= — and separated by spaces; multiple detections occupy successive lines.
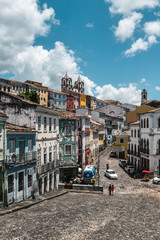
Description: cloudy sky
xmin=1 ymin=0 xmax=160 ymax=105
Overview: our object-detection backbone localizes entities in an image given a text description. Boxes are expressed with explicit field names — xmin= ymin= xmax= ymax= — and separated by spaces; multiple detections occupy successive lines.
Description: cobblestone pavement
xmin=0 ymin=151 xmax=160 ymax=240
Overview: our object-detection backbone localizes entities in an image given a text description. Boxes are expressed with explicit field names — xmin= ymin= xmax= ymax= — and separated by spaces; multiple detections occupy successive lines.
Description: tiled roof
xmin=0 ymin=112 xmax=8 ymax=118
xmin=6 ymin=124 xmax=36 ymax=133
xmin=90 ymin=119 xmax=102 ymax=126
xmin=117 ymin=131 xmax=131 ymax=136
xmin=49 ymin=89 xmax=67 ymax=95
xmin=130 ymin=121 xmax=140 ymax=125
xmin=59 ymin=110 xmax=80 ymax=120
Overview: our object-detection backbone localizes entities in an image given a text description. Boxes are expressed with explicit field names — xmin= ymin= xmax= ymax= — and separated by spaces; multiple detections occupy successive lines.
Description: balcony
xmin=6 ymin=151 xmax=36 ymax=165
xmin=38 ymin=159 xmax=59 ymax=175
xmin=156 ymin=149 xmax=160 ymax=155
xmin=140 ymin=148 xmax=149 ymax=154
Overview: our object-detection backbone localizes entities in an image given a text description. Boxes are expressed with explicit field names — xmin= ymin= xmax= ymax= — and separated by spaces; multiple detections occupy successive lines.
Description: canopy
xmin=142 ymin=170 xmax=152 ymax=173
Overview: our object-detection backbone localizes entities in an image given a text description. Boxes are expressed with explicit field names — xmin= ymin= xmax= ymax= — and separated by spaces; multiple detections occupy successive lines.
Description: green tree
xmin=18 ymin=90 xmax=40 ymax=104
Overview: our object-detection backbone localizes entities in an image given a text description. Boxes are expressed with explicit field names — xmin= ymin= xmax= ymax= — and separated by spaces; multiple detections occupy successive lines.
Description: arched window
xmin=134 ymin=144 xmax=136 ymax=153
xmin=134 ymin=130 xmax=136 ymax=138
xmin=141 ymin=119 xmax=143 ymax=128
xmin=147 ymin=118 xmax=149 ymax=128
xmin=147 ymin=139 xmax=149 ymax=154
xmin=144 ymin=119 xmax=146 ymax=128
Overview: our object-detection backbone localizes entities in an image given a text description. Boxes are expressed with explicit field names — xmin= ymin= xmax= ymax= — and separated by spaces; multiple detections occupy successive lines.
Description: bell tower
xmin=61 ymin=72 xmax=73 ymax=91
xmin=141 ymin=89 xmax=147 ymax=105
xmin=73 ymin=76 xmax=84 ymax=94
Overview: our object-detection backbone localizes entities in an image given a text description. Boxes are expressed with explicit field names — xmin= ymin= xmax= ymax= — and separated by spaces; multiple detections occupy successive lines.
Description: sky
xmin=1 ymin=0 xmax=160 ymax=105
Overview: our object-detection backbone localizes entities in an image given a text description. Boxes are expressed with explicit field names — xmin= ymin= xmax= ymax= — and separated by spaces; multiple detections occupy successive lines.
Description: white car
xmin=153 ymin=176 xmax=160 ymax=184
xmin=105 ymin=169 xmax=118 ymax=179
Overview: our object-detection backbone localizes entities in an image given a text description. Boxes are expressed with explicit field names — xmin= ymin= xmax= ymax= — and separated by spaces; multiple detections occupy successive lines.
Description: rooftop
xmin=6 ymin=124 xmax=36 ymax=133
xmin=59 ymin=110 xmax=80 ymax=120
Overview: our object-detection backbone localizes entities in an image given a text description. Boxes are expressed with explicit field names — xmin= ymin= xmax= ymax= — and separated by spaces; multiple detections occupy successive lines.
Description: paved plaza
xmin=0 ymin=152 xmax=160 ymax=240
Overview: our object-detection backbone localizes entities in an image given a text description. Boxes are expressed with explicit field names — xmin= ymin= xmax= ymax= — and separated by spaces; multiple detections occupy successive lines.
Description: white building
xmin=140 ymin=108 xmax=160 ymax=175
xmin=128 ymin=121 xmax=140 ymax=171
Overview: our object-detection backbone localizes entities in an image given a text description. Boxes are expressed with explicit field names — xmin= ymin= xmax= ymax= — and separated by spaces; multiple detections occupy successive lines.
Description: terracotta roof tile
xmin=90 ymin=119 xmax=102 ymax=126
xmin=6 ymin=124 xmax=36 ymax=133
xmin=130 ymin=121 xmax=140 ymax=125
xmin=59 ymin=110 xmax=80 ymax=120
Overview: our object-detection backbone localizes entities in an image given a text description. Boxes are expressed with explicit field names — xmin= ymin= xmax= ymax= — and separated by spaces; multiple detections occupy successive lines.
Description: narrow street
xmin=0 ymin=150 xmax=160 ymax=240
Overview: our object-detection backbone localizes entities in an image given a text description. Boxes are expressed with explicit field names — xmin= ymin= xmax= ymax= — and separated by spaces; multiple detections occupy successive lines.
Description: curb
xmin=69 ymin=189 xmax=103 ymax=194
xmin=0 ymin=190 xmax=69 ymax=216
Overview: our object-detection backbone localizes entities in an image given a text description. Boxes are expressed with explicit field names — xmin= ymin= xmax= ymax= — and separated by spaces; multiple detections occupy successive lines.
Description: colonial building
xmin=5 ymin=124 xmax=37 ymax=205
xmin=76 ymin=108 xmax=91 ymax=170
xmin=115 ymin=130 xmax=131 ymax=160
xmin=0 ymin=113 xmax=8 ymax=206
xmin=48 ymin=90 xmax=67 ymax=110
xmin=128 ymin=121 xmax=140 ymax=171
xmin=0 ymin=91 xmax=60 ymax=195
xmin=59 ymin=111 xmax=79 ymax=182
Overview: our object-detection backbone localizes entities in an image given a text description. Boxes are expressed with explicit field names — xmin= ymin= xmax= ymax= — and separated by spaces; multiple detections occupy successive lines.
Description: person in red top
xmin=111 ymin=184 xmax=115 ymax=196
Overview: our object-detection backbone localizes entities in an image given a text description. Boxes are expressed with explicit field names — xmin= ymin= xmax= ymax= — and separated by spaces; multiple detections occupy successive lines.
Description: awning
xmin=142 ymin=170 xmax=152 ymax=173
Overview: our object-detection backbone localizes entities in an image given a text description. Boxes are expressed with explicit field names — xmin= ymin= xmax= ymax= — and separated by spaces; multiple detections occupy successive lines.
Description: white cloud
xmin=140 ymin=78 xmax=146 ymax=83
xmin=85 ymin=23 xmax=94 ymax=28
xmin=114 ymin=12 xmax=143 ymax=42
xmin=144 ymin=20 xmax=160 ymax=36
xmin=105 ymin=0 xmax=159 ymax=15
xmin=95 ymin=83 xmax=141 ymax=105
xmin=124 ymin=36 xmax=157 ymax=57
xmin=0 ymin=0 xmax=60 ymax=73
xmin=155 ymin=86 xmax=160 ymax=91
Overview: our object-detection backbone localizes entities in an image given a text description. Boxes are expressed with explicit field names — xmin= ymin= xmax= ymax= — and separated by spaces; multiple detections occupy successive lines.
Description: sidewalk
xmin=0 ymin=189 xmax=69 ymax=216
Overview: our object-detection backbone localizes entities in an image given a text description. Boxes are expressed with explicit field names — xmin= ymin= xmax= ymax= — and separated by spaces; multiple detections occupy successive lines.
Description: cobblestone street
xmin=1 ymin=151 xmax=160 ymax=240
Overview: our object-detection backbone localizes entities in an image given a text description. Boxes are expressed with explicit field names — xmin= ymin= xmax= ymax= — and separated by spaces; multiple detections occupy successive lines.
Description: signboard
xmin=111 ymin=145 xmax=125 ymax=152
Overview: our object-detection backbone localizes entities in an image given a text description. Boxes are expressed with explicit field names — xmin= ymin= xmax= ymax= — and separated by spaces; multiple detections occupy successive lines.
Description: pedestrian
xmin=111 ymin=184 xmax=115 ymax=196
xmin=108 ymin=184 xmax=112 ymax=196
xmin=106 ymin=163 xmax=109 ymax=169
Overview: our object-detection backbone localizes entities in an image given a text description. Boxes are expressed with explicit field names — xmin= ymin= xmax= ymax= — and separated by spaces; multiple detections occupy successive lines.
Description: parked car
xmin=105 ymin=169 xmax=118 ymax=179
xmin=125 ymin=165 xmax=135 ymax=173
xmin=153 ymin=176 xmax=160 ymax=184
xmin=109 ymin=152 xmax=116 ymax=158
xmin=119 ymin=160 xmax=127 ymax=168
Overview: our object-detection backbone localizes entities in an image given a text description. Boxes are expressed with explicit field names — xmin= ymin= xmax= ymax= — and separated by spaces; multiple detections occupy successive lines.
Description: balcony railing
xmin=140 ymin=148 xmax=149 ymax=154
xmin=6 ymin=151 xmax=36 ymax=165
xmin=38 ymin=159 xmax=59 ymax=175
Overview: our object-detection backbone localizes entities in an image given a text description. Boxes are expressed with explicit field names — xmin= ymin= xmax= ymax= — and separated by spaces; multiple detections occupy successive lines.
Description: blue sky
xmin=1 ymin=0 xmax=160 ymax=105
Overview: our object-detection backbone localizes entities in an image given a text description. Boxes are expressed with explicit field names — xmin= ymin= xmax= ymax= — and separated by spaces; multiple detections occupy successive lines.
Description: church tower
xmin=141 ymin=89 xmax=147 ymax=105
xmin=73 ymin=76 xmax=84 ymax=94
xmin=61 ymin=72 xmax=73 ymax=91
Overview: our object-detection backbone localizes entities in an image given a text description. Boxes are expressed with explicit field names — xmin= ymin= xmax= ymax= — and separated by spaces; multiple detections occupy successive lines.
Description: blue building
xmin=5 ymin=124 xmax=37 ymax=205
xmin=48 ymin=90 xmax=67 ymax=110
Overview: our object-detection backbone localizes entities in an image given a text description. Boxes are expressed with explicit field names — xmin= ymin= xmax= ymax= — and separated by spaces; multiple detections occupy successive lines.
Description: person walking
xmin=111 ymin=184 xmax=115 ymax=196
xmin=108 ymin=184 xmax=112 ymax=196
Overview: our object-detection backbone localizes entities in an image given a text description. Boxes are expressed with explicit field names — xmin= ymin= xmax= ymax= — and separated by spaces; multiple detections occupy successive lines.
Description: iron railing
xmin=6 ymin=151 xmax=36 ymax=164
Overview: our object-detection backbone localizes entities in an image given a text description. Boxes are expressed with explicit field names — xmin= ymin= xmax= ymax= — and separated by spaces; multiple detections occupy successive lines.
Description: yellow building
xmin=114 ymin=131 xmax=131 ymax=160
xmin=25 ymin=80 xmax=48 ymax=107
xmin=127 ymin=105 xmax=155 ymax=124
xmin=80 ymin=94 xmax=86 ymax=108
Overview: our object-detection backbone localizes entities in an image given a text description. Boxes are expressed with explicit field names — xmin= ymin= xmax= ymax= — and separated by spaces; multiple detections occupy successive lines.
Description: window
xmin=9 ymin=139 xmax=15 ymax=154
xmin=41 ymin=90 xmax=43 ymax=93
xmin=63 ymin=95 xmax=65 ymax=99
xmin=65 ymin=125 xmax=72 ymax=136
xmin=120 ymin=138 xmax=124 ymax=143
xmin=49 ymin=117 xmax=52 ymax=132
xmin=44 ymin=90 xmax=46 ymax=93
xmin=44 ymin=98 xmax=46 ymax=101
xmin=141 ymin=119 xmax=143 ymax=128
xmin=44 ymin=147 xmax=47 ymax=164
xmin=59 ymin=94 xmax=61 ymax=98
xmin=44 ymin=117 xmax=47 ymax=131
xmin=28 ymin=174 xmax=32 ymax=187
xmin=144 ymin=119 xmax=146 ymax=128
xmin=28 ymin=138 xmax=33 ymax=152
xmin=54 ymin=118 xmax=56 ymax=130
xmin=131 ymin=130 xmax=133 ymax=137
xmin=134 ymin=130 xmax=136 ymax=138
xmin=65 ymin=145 xmax=71 ymax=155
xmin=13 ymin=86 xmax=15 ymax=90
xmin=8 ymin=87 xmax=10 ymax=92
xmin=99 ymin=134 xmax=103 ymax=140
xmin=49 ymin=146 xmax=52 ymax=162
xmin=63 ymin=102 xmax=65 ymax=106
xmin=138 ymin=130 xmax=140 ymax=138
xmin=37 ymin=148 xmax=41 ymax=167
xmin=147 ymin=118 xmax=149 ymax=128
xmin=55 ymin=94 xmax=57 ymax=98
xmin=38 ymin=116 xmax=41 ymax=131
xmin=4 ymin=86 xmax=6 ymax=92
xmin=8 ymin=175 xmax=14 ymax=193
xmin=59 ymin=101 xmax=61 ymax=105
xmin=53 ymin=145 xmax=56 ymax=160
